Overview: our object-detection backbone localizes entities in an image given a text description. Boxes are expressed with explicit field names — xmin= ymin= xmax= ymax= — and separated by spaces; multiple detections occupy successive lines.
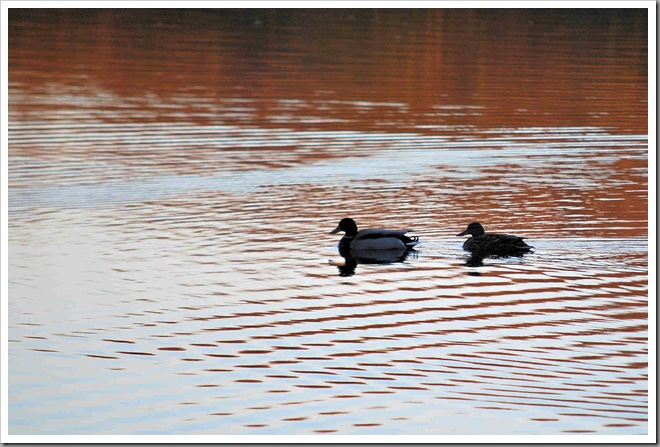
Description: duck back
xmin=464 ymin=233 xmax=532 ymax=256
xmin=350 ymin=228 xmax=419 ymax=250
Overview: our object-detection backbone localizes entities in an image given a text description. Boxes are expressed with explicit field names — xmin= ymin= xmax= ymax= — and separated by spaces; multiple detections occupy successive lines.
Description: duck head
xmin=457 ymin=222 xmax=485 ymax=237
xmin=329 ymin=218 xmax=359 ymax=237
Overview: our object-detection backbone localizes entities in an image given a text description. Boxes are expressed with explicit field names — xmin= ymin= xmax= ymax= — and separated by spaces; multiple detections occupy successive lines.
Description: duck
xmin=456 ymin=222 xmax=533 ymax=257
xmin=329 ymin=218 xmax=420 ymax=255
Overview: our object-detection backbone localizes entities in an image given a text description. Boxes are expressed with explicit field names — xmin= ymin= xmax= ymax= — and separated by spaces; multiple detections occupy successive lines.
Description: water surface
xmin=7 ymin=9 xmax=649 ymax=437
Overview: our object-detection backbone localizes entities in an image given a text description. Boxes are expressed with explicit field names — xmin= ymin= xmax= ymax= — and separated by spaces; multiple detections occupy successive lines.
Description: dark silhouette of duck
xmin=329 ymin=218 xmax=420 ymax=276
xmin=456 ymin=222 xmax=533 ymax=257
xmin=329 ymin=218 xmax=420 ymax=254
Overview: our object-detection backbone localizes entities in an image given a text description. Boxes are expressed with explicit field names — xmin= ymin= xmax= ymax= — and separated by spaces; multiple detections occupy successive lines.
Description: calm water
xmin=7 ymin=9 xmax=649 ymax=437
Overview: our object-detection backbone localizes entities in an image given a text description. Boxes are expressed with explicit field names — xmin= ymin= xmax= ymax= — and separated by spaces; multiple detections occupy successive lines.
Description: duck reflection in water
xmin=329 ymin=218 xmax=420 ymax=276
xmin=456 ymin=221 xmax=534 ymax=267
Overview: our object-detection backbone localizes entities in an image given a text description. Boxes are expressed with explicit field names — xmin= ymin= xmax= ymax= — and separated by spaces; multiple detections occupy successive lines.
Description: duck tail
xmin=404 ymin=235 xmax=420 ymax=247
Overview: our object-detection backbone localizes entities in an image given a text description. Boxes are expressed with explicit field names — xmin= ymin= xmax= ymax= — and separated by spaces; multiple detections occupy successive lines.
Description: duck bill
xmin=456 ymin=230 xmax=469 ymax=237
xmin=329 ymin=226 xmax=342 ymax=235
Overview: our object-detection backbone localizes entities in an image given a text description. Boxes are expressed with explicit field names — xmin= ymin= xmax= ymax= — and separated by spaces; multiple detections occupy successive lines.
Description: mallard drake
xmin=329 ymin=218 xmax=420 ymax=254
xmin=456 ymin=222 xmax=533 ymax=257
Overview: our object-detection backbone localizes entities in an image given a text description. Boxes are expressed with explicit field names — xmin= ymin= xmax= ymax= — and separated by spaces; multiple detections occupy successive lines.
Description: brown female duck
xmin=456 ymin=222 xmax=533 ymax=257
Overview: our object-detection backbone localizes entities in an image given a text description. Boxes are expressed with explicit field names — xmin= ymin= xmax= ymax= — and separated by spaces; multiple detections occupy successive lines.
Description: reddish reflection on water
xmin=9 ymin=9 xmax=647 ymax=131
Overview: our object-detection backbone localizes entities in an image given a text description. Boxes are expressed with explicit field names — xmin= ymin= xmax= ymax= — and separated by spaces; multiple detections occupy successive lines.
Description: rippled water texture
xmin=7 ymin=9 xmax=649 ymax=437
